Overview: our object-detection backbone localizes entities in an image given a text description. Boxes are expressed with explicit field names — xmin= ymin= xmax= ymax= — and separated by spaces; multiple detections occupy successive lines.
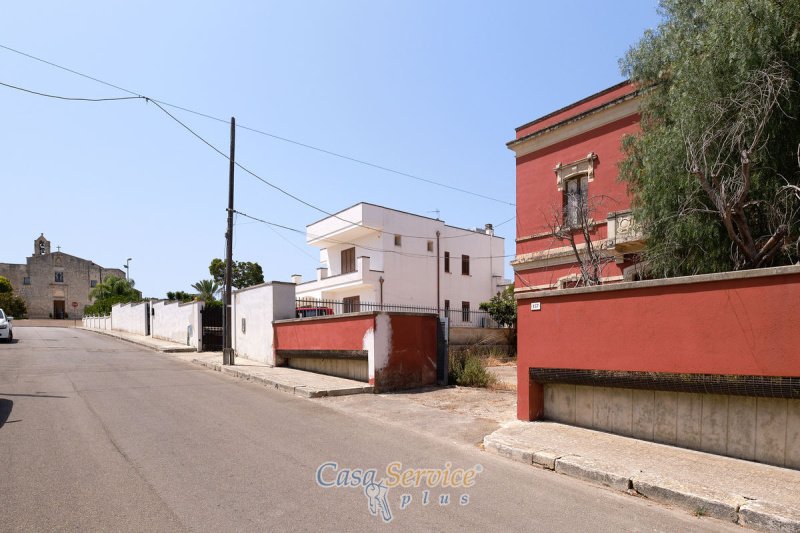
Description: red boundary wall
xmin=273 ymin=312 xmax=438 ymax=392
xmin=516 ymin=267 xmax=800 ymax=420
xmin=274 ymin=314 xmax=374 ymax=351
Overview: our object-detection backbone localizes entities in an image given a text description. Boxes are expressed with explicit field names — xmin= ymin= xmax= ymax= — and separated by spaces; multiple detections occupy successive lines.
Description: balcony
xmin=607 ymin=210 xmax=645 ymax=254
xmin=297 ymin=256 xmax=383 ymax=297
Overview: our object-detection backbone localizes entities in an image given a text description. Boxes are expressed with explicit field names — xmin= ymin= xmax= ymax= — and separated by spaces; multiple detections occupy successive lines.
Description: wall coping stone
xmin=516 ymin=264 xmax=800 ymax=301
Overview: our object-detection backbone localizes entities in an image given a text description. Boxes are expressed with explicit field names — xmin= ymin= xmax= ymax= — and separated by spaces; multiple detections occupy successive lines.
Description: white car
xmin=0 ymin=309 xmax=12 ymax=343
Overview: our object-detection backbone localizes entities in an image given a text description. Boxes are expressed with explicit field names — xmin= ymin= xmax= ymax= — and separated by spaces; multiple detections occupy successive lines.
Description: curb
xmin=483 ymin=434 xmax=800 ymax=531
xmin=192 ymin=359 xmax=374 ymax=398
xmin=80 ymin=328 xmax=196 ymax=353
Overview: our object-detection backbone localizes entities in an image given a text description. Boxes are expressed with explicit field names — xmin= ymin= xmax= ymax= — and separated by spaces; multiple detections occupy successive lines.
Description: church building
xmin=0 ymin=234 xmax=126 ymax=319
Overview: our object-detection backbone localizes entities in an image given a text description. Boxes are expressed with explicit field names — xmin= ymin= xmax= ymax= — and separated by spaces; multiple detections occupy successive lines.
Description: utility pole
xmin=436 ymin=230 xmax=441 ymax=317
xmin=223 ymin=117 xmax=236 ymax=366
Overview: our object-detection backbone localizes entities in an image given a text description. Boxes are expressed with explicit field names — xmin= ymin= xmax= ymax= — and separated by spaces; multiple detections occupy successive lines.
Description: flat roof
xmin=306 ymin=201 xmax=504 ymax=239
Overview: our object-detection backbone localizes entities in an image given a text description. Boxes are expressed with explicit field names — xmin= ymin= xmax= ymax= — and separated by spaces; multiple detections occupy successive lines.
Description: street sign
xmin=71 ymin=301 xmax=78 ymax=308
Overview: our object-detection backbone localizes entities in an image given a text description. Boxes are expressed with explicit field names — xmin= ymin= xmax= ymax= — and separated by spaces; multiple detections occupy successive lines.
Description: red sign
xmin=71 ymin=301 xmax=78 ymax=308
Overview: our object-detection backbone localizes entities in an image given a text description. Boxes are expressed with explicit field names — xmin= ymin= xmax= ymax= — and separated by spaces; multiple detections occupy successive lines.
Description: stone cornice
xmin=507 ymin=94 xmax=640 ymax=158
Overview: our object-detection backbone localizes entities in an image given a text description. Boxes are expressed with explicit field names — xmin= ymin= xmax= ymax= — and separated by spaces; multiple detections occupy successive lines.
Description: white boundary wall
xmin=111 ymin=302 xmax=148 ymax=335
xmin=82 ymin=315 xmax=111 ymax=330
xmin=232 ymin=282 xmax=296 ymax=364
xmin=151 ymin=300 xmax=203 ymax=349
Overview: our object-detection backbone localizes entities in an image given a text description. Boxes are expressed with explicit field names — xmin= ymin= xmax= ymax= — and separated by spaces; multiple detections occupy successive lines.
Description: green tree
xmin=619 ymin=0 xmax=800 ymax=276
xmin=479 ymin=286 xmax=517 ymax=328
xmin=209 ymin=258 xmax=264 ymax=290
xmin=85 ymin=275 xmax=141 ymax=316
xmin=191 ymin=279 xmax=220 ymax=303
xmin=166 ymin=290 xmax=195 ymax=303
xmin=0 ymin=276 xmax=27 ymax=318
xmin=0 ymin=276 xmax=12 ymax=294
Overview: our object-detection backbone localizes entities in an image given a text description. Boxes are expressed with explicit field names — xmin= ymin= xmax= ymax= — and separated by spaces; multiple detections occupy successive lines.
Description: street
xmin=0 ymin=328 xmax=735 ymax=532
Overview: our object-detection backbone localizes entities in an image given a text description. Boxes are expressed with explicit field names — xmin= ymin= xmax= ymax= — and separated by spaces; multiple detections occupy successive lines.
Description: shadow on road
xmin=0 ymin=398 xmax=12 ymax=428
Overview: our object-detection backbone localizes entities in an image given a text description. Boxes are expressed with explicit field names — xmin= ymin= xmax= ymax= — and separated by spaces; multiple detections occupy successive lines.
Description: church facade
xmin=0 ymin=234 xmax=126 ymax=319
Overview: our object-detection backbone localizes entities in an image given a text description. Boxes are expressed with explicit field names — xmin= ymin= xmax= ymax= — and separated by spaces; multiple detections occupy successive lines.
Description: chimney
xmin=291 ymin=274 xmax=303 ymax=284
xmin=485 ymin=223 xmax=494 ymax=236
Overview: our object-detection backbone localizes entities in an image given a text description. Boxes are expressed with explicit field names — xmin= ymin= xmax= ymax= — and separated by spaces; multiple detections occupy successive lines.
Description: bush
xmin=448 ymin=350 xmax=495 ymax=388
xmin=0 ymin=292 xmax=27 ymax=318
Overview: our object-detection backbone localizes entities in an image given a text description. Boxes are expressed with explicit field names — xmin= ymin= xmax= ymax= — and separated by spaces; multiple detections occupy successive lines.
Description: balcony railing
xmin=295 ymin=298 xmax=500 ymax=328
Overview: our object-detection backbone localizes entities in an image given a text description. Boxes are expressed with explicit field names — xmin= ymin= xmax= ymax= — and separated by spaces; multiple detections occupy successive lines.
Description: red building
xmin=507 ymin=81 xmax=644 ymax=291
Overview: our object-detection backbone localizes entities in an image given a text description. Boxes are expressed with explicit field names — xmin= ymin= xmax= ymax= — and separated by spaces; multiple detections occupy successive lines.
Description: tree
xmin=191 ymin=279 xmax=220 ymax=303
xmin=0 ymin=276 xmax=27 ymax=318
xmin=543 ymin=193 xmax=620 ymax=286
xmin=85 ymin=275 xmax=141 ymax=316
xmin=209 ymin=258 xmax=264 ymax=290
xmin=166 ymin=291 xmax=195 ymax=303
xmin=619 ymin=0 xmax=800 ymax=276
xmin=0 ymin=276 xmax=12 ymax=294
xmin=479 ymin=286 xmax=517 ymax=328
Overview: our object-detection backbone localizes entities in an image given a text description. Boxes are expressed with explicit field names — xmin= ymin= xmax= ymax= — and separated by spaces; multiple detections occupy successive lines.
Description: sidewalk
xmin=484 ymin=421 xmax=800 ymax=532
xmin=80 ymin=327 xmax=373 ymax=398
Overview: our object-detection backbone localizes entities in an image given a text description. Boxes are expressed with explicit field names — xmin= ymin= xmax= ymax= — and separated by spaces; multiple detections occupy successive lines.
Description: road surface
xmin=0 ymin=328 xmax=735 ymax=532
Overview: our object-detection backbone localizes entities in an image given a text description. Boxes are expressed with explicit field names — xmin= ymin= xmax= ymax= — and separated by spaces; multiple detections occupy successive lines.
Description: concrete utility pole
xmin=223 ymin=117 xmax=236 ymax=366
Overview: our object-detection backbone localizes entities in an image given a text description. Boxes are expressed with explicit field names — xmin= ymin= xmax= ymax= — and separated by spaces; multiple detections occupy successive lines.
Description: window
xmin=23 ymin=277 xmax=31 ymax=285
xmin=444 ymin=299 xmax=450 ymax=317
xmin=394 ymin=234 xmax=402 ymax=247
xmin=444 ymin=252 xmax=450 ymax=273
xmin=343 ymin=296 xmax=361 ymax=313
xmin=564 ymin=176 xmax=589 ymax=228
xmin=341 ymin=247 xmax=356 ymax=274
xmin=427 ymin=240 xmax=433 ymax=252
xmin=54 ymin=272 xmax=64 ymax=283
xmin=461 ymin=301 xmax=470 ymax=323
xmin=90 ymin=280 xmax=97 ymax=288
xmin=461 ymin=255 xmax=470 ymax=276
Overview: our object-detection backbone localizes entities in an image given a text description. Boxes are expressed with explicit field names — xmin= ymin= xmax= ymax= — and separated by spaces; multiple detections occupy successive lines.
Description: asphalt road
xmin=0 ymin=328 xmax=737 ymax=532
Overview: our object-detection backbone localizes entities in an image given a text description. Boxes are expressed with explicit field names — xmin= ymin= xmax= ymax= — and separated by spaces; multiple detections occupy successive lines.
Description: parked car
xmin=0 ymin=309 xmax=13 ymax=343
xmin=296 ymin=306 xmax=334 ymax=318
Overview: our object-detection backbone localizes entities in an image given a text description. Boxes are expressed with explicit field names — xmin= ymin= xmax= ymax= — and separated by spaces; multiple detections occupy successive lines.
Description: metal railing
xmin=295 ymin=298 xmax=499 ymax=328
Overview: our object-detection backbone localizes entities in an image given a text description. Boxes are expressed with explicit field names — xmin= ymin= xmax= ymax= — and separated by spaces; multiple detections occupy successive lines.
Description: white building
xmin=293 ymin=203 xmax=506 ymax=325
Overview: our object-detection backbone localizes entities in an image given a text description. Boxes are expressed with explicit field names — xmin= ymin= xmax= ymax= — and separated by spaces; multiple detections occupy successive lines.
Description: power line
xmin=0 ymin=77 xmax=511 ymax=243
xmin=234 ymin=209 xmax=516 ymax=261
xmin=0 ymin=81 xmax=143 ymax=102
xmin=0 ymin=42 xmax=515 ymax=206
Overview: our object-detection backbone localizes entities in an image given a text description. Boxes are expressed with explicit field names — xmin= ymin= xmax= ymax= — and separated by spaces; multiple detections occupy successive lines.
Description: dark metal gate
xmin=200 ymin=306 xmax=223 ymax=352
xmin=144 ymin=303 xmax=151 ymax=336
xmin=436 ymin=317 xmax=449 ymax=385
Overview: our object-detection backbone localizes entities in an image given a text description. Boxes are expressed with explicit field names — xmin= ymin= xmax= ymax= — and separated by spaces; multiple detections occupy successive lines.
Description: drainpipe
xmin=436 ymin=230 xmax=441 ymax=316
xmin=379 ymin=276 xmax=384 ymax=309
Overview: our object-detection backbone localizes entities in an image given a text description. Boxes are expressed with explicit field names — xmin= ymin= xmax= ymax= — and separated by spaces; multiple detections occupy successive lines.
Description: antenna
xmin=427 ymin=209 xmax=441 ymax=220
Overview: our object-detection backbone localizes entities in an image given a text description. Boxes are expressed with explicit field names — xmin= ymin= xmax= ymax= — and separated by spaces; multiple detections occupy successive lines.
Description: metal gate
xmin=200 ymin=306 xmax=223 ymax=352
xmin=144 ymin=303 xmax=151 ymax=336
xmin=436 ymin=317 xmax=449 ymax=385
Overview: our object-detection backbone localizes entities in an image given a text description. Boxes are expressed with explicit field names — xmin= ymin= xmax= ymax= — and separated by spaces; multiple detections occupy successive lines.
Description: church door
xmin=53 ymin=300 xmax=65 ymax=319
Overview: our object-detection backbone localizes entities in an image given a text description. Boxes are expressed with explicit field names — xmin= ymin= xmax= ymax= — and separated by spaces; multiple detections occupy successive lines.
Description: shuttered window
xmin=341 ymin=248 xmax=356 ymax=274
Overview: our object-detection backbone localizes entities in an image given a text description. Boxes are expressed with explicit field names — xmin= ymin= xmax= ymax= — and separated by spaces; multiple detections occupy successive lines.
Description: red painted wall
xmin=274 ymin=314 xmax=374 ymax=351
xmin=375 ymin=314 xmax=438 ymax=391
xmin=273 ymin=312 xmax=438 ymax=392
xmin=516 ymin=270 xmax=800 ymax=420
xmin=513 ymin=82 xmax=641 ymax=291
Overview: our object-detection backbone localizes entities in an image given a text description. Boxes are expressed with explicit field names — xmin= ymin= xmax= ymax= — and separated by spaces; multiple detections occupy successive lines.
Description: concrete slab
xmin=192 ymin=353 xmax=374 ymax=398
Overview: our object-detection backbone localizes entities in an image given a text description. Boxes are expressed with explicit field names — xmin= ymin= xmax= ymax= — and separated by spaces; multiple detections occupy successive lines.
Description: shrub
xmin=448 ymin=350 xmax=495 ymax=388
xmin=0 ymin=292 xmax=27 ymax=318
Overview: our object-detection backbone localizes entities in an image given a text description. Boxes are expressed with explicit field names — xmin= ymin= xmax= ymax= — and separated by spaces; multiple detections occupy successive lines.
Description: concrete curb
xmin=482 ymin=434 xmax=800 ymax=531
xmin=192 ymin=359 xmax=374 ymax=398
xmin=80 ymin=328 xmax=196 ymax=353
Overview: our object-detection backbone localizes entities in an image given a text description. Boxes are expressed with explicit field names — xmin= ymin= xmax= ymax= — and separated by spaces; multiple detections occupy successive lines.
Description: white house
xmin=293 ymin=203 xmax=506 ymax=325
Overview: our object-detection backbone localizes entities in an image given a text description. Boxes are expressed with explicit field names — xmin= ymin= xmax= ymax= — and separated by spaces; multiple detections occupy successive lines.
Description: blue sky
xmin=1 ymin=1 xmax=660 ymax=298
